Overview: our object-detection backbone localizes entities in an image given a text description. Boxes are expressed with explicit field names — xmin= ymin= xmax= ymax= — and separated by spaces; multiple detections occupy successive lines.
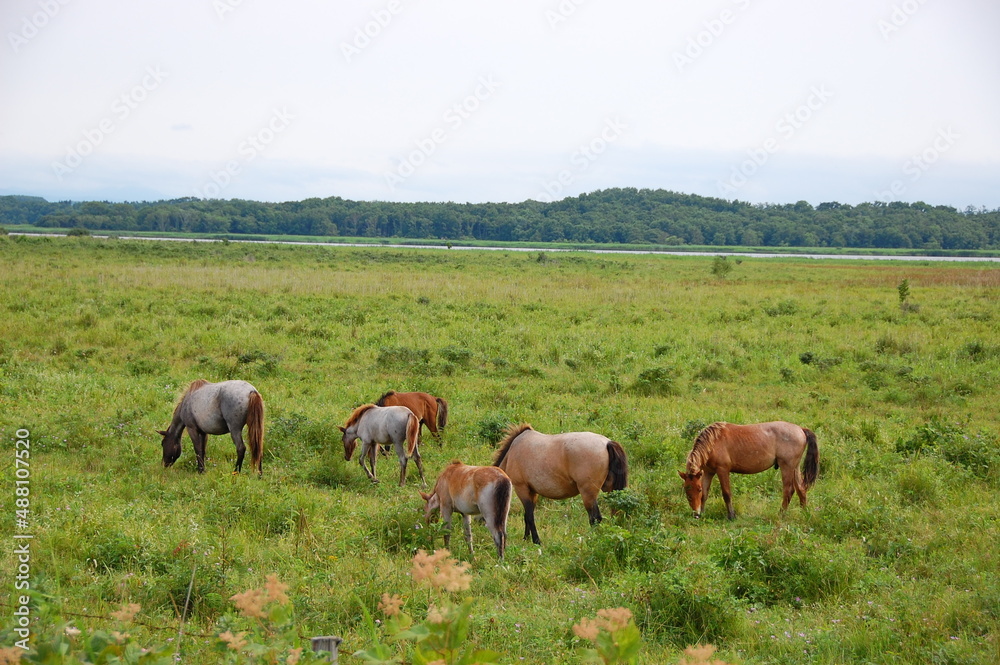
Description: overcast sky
xmin=2 ymin=0 xmax=998 ymax=208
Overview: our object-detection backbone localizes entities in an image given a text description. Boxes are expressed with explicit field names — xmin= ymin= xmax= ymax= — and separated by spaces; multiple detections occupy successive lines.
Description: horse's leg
xmin=462 ymin=514 xmax=474 ymax=560
xmin=229 ymin=428 xmax=247 ymax=474
xmin=395 ymin=443 xmax=408 ymax=487
xmin=779 ymin=465 xmax=796 ymax=511
xmin=581 ymin=487 xmax=602 ymax=526
xmin=701 ymin=471 xmax=716 ymax=518
xmin=441 ymin=505 xmax=453 ymax=550
xmin=523 ymin=492 xmax=541 ymax=545
xmin=715 ymin=469 xmax=736 ymax=520
xmin=411 ymin=444 xmax=426 ymax=488
xmin=794 ymin=467 xmax=808 ymax=508
xmin=359 ymin=443 xmax=378 ymax=483
xmin=190 ymin=429 xmax=207 ymax=473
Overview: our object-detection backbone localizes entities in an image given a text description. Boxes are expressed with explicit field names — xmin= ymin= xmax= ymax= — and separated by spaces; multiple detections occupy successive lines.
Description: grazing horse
xmin=158 ymin=379 xmax=265 ymax=476
xmin=419 ymin=461 xmax=512 ymax=560
xmin=375 ymin=391 xmax=448 ymax=443
xmin=678 ymin=421 xmax=819 ymax=520
xmin=493 ymin=424 xmax=628 ymax=545
xmin=340 ymin=404 xmax=425 ymax=487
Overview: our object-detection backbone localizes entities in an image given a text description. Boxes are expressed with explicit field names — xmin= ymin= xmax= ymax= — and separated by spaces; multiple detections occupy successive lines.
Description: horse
xmin=340 ymin=404 xmax=425 ymax=487
xmin=158 ymin=379 xmax=265 ymax=476
xmin=678 ymin=421 xmax=819 ymax=520
xmin=419 ymin=461 xmax=512 ymax=560
xmin=375 ymin=391 xmax=448 ymax=444
xmin=492 ymin=424 xmax=628 ymax=545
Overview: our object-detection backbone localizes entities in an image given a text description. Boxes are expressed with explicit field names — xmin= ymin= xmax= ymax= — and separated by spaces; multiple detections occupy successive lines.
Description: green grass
xmin=1 ymin=235 xmax=999 ymax=663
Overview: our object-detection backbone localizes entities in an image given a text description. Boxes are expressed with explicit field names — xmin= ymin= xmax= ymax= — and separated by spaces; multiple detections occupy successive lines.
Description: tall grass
xmin=1 ymin=236 xmax=998 ymax=663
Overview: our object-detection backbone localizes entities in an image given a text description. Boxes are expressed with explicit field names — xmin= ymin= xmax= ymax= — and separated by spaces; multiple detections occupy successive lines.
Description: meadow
xmin=0 ymin=235 xmax=998 ymax=664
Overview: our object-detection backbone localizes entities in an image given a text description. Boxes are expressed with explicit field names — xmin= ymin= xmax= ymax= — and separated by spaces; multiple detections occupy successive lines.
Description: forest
xmin=3 ymin=188 xmax=999 ymax=249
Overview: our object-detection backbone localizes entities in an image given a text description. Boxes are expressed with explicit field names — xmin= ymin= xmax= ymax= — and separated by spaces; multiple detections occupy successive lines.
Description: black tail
xmin=605 ymin=440 xmax=629 ymax=491
xmin=802 ymin=428 xmax=819 ymax=488
xmin=493 ymin=476 xmax=512 ymax=535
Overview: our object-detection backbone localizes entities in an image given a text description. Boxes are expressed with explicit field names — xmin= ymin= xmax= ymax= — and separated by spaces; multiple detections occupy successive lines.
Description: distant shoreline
xmin=8 ymin=231 xmax=1000 ymax=262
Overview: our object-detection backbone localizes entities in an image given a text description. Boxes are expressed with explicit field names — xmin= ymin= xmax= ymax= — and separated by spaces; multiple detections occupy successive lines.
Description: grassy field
xmin=1 ymin=235 xmax=999 ymax=664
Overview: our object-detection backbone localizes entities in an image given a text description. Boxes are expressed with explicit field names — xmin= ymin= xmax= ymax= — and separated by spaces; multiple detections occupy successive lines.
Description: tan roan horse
xmin=375 ymin=391 xmax=448 ymax=443
xmin=493 ymin=424 xmax=629 ymax=545
xmin=679 ymin=421 xmax=819 ymax=519
xmin=419 ymin=461 xmax=512 ymax=560
xmin=158 ymin=379 xmax=265 ymax=476
xmin=340 ymin=404 xmax=425 ymax=487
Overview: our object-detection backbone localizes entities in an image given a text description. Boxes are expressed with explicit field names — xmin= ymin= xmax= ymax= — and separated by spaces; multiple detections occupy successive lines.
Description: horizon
xmin=2 ymin=1 xmax=998 ymax=208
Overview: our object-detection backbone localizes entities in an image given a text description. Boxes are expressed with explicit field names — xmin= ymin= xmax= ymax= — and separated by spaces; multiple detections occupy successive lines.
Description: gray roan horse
xmin=158 ymin=379 xmax=265 ymax=476
xmin=340 ymin=404 xmax=425 ymax=487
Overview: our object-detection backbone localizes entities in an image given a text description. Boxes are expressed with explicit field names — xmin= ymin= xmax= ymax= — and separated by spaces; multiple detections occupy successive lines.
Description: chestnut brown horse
xmin=375 ymin=391 xmax=448 ymax=443
xmin=419 ymin=461 xmax=512 ymax=560
xmin=493 ymin=424 xmax=628 ymax=545
xmin=158 ymin=379 xmax=265 ymax=476
xmin=340 ymin=404 xmax=424 ymax=487
xmin=678 ymin=421 xmax=818 ymax=520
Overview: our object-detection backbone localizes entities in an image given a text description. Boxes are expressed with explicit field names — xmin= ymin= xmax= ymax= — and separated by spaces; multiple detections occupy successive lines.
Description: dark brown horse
xmin=678 ymin=421 xmax=818 ymax=519
xmin=375 ymin=391 xmax=448 ymax=443
xmin=158 ymin=379 xmax=265 ymax=476
xmin=493 ymin=424 xmax=628 ymax=545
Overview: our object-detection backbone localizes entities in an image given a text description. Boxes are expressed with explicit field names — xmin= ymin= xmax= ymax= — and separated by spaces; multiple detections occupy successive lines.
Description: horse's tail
xmin=246 ymin=391 xmax=265 ymax=476
xmin=605 ymin=440 xmax=629 ymax=491
xmin=801 ymin=428 xmax=819 ymax=488
xmin=405 ymin=412 xmax=420 ymax=457
xmin=493 ymin=474 xmax=512 ymax=541
xmin=436 ymin=397 xmax=448 ymax=430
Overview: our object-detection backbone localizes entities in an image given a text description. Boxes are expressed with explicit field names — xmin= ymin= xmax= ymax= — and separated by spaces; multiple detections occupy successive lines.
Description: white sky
xmin=1 ymin=0 xmax=998 ymax=207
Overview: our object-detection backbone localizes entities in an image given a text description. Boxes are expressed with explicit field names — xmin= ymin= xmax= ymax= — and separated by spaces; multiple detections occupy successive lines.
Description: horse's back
xmin=712 ymin=421 xmax=807 ymax=472
xmin=183 ymin=380 xmax=258 ymax=433
xmin=361 ymin=405 xmax=414 ymax=443
xmin=503 ymin=430 xmax=609 ymax=499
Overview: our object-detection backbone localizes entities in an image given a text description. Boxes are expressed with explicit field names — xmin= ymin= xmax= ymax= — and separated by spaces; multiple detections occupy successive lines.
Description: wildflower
xmin=426 ymin=604 xmax=446 ymax=624
xmin=0 ymin=646 xmax=24 ymax=664
xmin=411 ymin=549 xmax=472 ymax=592
xmin=219 ymin=630 xmax=248 ymax=651
xmin=679 ymin=644 xmax=729 ymax=665
xmin=65 ymin=626 xmax=81 ymax=637
xmin=378 ymin=593 xmax=404 ymax=618
xmin=111 ymin=602 xmax=141 ymax=623
xmin=110 ymin=631 xmax=131 ymax=643
xmin=230 ymin=588 xmax=268 ymax=619
xmin=264 ymin=574 xmax=290 ymax=605
xmin=287 ymin=647 xmax=303 ymax=665
xmin=572 ymin=617 xmax=600 ymax=641
xmin=573 ymin=607 xmax=634 ymax=642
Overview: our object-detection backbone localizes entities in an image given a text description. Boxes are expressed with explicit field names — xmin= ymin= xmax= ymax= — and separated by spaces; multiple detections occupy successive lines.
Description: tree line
xmin=3 ymin=189 xmax=999 ymax=249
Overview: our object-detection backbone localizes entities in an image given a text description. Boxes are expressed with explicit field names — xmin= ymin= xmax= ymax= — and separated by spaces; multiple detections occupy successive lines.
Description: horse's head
xmin=678 ymin=471 xmax=704 ymax=517
xmin=340 ymin=426 xmax=357 ymax=461
xmin=418 ymin=490 xmax=440 ymax=524
xmin=159 ymin=429 xmax=181 ymax=468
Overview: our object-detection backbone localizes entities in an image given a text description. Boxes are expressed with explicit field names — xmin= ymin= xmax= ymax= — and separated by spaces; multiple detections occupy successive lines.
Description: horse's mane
xmin=344 ymin=403 xmax=377 ymax=428
xmin=492 ymin=423 xmax=533 ymax=466
xmin=173 ymin=379 xmax=210 ymax=417
xmin=686 ymin=422 xmax=727 ymax=474
xmin=374 ymin=391 xmax=396 ymax=407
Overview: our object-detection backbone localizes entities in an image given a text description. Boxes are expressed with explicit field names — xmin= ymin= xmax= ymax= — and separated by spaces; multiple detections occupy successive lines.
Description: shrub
xmin=565 ymin=524 xmax=676 ymax=582
xmin=67 ymin=226 xmax=92 ymax=236
xmin=681 ymin=419 xmax=709 ymax=440
xmin=630 ymin=367 xmax=678 ymax=397
xmin=763 ymin=300 xmax=797 ymax=317
xmin=632 ymin=568 xmax=745 ymax=646
xmin=710 ymin=256 xmax=733 ymax=278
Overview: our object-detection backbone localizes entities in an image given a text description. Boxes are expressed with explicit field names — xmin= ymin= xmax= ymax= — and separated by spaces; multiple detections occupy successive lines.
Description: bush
xmin=66 ymin=226 xmax=92 ymax=236
xmin=630 ymin=367 xmax=678 ymax=397
xmin=632 ymin=568 xmax=745 ymax=646
xmin=565 ymin=524 xmax=676 ymax=582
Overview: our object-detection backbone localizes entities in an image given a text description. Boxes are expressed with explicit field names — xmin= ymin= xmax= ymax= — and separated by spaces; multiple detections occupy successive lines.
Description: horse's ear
xmin=678 ymin=471 xmax=687 ymax=480
xmin=156 ymin=429 xmax=168 ymax=437
xmin=418 ymin=491 xmax=431 ymax=501
xmin=693 ymin=471 xmax=703 ymax=479
xmin=338 ymin=426 xmax=346 ymax=433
